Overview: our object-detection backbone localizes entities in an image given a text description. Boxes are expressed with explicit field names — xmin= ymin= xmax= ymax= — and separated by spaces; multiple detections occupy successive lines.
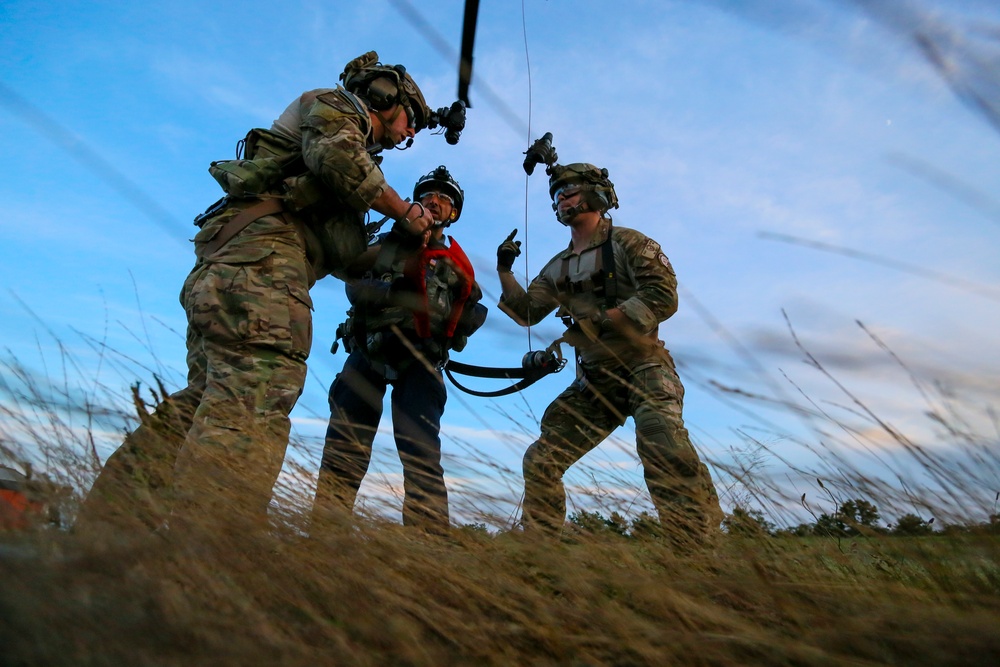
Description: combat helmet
xmin=548 ymin=162 xmax=619 ymax=224
xmin=414 ymin=165 xmax=464 ymax=225
xmin=340 ymin=51 xmax=431 ymax=131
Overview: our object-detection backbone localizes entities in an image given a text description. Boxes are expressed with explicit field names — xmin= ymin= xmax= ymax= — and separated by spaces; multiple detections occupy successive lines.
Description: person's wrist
xmin=395 ymin=202 xmax=426 ymax=234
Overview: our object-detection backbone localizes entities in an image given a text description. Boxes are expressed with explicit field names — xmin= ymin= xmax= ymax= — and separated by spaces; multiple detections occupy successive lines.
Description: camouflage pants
xmin=522 ymin=354 xmax=722 ymax=541
xmin=77 ymin=236 xmax=313 ymax=536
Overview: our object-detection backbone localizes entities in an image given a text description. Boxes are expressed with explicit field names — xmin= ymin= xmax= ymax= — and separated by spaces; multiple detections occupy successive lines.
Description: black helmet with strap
xmin=340 ymin=50 xmax=431 ymax=132
xmin=413 ymin=165 xmax=465 ymax=224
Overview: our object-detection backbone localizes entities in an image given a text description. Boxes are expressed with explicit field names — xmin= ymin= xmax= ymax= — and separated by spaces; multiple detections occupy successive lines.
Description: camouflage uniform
xmin=79 ymin=87 xmax=402 ymax=534
xmin=314 ymin=232 xmax=487 ymax=532
xmin=500 ymin=218 xmax=722 ymax=541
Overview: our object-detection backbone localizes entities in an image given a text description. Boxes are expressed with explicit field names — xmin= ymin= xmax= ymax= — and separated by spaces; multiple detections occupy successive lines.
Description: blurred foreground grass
xmin=2 ymin=511 xmax=999 ymax=666
xmin=2 ymin=318 xmax=1000 ymax=665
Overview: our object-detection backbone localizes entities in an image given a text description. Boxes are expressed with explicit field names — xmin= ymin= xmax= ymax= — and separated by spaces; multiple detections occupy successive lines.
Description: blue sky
xmin=3 ymin=0 xmax=999 ymax=527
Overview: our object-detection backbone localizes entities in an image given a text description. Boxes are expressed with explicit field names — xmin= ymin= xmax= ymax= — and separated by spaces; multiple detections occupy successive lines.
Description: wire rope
xmin=521 ymin=0 xmax=535 ymax=351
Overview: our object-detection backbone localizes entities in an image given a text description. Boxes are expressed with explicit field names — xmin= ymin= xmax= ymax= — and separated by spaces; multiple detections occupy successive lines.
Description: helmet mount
xmin=341 ymin=51 xmax=468 ymax=148
xmin=523 ymin=132 xmax=619 ymax=224
xmin=341 ymin=51 xmax=430 ymax=133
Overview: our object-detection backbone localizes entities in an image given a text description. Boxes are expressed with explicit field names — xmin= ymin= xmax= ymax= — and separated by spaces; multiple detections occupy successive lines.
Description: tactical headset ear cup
xmin=367 ymin=76 xmax=400 ymax=110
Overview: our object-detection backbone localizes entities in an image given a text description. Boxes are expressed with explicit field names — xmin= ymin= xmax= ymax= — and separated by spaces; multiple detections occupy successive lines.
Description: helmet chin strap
xmin=373 ymin=106 xmax=410 ymax=149
xmin=555 ymin=201 xmax=589 ymax=225
xmin=551 ymin=183 xmax=604 ymax=225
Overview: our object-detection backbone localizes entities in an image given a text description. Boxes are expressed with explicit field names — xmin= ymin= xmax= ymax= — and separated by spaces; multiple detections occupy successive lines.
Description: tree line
xmin=546 ymin=499 xmax=1000 ymax=539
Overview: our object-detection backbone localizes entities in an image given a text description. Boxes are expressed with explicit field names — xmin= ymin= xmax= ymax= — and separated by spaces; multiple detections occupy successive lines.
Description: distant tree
xmin=814 ymin=512 xmax=847 ymax=537
xmin=460 ymin=522 xmax=491 ymax=534
xmin=567 ymin=510 xmax=629 ymax=537
xmin=891 ymin=513 xmax=935 ymax=536
xmin=628 ymin=511 xmax=662 ymax=539
xmin=839 ymin=499 xmax=882 ymax=534
xmin=774 ymin=523 xmax=814 ymax=538
xmin=568 ymin=510 xmax=606 ymax=533
xmin=813 ymin=499 xmax=882 ymax=537
xmin=605 ymin=511 xmax=630 ymax=537
xmin=722 ymin=506 xmax=775 ymax=536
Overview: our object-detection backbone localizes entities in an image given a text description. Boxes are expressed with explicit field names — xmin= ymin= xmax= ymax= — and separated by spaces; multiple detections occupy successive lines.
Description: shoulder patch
xmin=316 ymin=89 xmax=368 ymax=118
xmin=640 ymin=238 xmax=661 ymax=259
xmin=658 ymin=253 xmax=673 ymax=273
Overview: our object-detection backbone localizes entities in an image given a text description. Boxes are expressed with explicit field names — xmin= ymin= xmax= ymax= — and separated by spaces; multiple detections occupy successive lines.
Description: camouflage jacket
xmin=195 ymin=86 xmax=387 ymax=283
xmin=499 ymin=218 xmax=678 ymax=365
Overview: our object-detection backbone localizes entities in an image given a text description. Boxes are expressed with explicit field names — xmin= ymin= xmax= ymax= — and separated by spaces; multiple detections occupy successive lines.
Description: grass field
xmin=2 ymin=494 xmax=999 ymax=665
xmin=3 ymin=331 xmax=1000 ymax=665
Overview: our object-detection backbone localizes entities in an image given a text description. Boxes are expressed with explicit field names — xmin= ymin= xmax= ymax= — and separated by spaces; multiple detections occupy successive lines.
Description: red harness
xmin=403 ymin=237 xmax=475 ymax=339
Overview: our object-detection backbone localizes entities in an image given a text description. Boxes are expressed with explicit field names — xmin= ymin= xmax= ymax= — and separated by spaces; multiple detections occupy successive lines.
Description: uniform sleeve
xmin=498 ymin=271 xmax=560 ymax=326
xmin=615 ymin=228 xmax=678 ymax=329
xmin=299 ymin=93 xmax=388 ymax=211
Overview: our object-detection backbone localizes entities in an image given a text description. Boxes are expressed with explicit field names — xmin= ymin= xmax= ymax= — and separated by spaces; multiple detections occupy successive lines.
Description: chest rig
xmin=336 ymin=233 xmax=474 ymax=378
xmin=554 ymin=223 xmax=619 ymax=327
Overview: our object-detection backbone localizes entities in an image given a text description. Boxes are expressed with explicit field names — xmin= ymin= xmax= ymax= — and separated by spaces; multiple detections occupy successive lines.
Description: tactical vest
xmin=341 ymin=235 xmax=476 ymax=371
xmin=545 ymin=223 xmax=663 ymax=365
xmin=552 ymin=222 xmax=619 ymax=327
xmin=202 ymin=87 xmax=372 ymax=281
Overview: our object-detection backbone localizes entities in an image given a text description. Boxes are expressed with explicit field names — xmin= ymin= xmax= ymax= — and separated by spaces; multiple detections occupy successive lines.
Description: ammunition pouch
xmin=555 ymin=269 xmax=607 ymax=297
xmin=281 ymin=172 xmax=325 ymax=212
xmin=243 ymin=127 xmax=298 ymax=160
xmin=209 ymin=127 xmax=305 ymax=199
xmin=209 ymin=157 xmax=288 ymax=198
xmin=451 ymin=334 xmax=469 ymax=353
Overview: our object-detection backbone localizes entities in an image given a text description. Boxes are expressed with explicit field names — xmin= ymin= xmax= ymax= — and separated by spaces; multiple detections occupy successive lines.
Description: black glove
xmin=563 ymin=320 xmax=600 ymax=347
xmin=497 ymin=229 xmax=522 ymax=272
xmin=455 ymin=302 xmax=488 ymax=338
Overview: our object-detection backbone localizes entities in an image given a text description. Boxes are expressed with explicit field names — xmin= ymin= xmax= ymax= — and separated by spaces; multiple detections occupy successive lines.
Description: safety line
xmin=521 ymin=0 xmax=535 ymax=352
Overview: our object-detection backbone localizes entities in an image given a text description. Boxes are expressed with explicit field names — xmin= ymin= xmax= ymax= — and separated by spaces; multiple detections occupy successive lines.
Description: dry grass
xmin=1 ymin=511 xmax=999 ymax=666
xmin=2 ymin=324 xmax=1000 ymax=666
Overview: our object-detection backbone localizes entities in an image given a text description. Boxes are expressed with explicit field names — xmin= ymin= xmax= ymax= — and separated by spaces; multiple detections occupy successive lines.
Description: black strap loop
xmin=444 ymin=365 xmax=552 ymax=398
xmin=442 ymin=340 xmax=567 ymax=398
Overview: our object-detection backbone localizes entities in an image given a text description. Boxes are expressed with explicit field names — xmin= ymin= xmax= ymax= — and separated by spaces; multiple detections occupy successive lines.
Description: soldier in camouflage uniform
xmin=495 ymin=161 xmax=722 ymax=544
xmin=78 ymin=51 xmax=443 ymax=537
xmin=313 ymin=166 xmax=487 ymax=533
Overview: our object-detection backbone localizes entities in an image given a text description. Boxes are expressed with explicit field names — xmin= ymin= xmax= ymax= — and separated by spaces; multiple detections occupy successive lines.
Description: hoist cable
xmin=521 ymin=0 xmax=535 ymax=352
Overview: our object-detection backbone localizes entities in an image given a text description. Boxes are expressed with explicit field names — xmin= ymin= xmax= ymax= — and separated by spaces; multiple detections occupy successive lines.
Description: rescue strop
xmin=443 ymin=339 xmax=567 ymax=398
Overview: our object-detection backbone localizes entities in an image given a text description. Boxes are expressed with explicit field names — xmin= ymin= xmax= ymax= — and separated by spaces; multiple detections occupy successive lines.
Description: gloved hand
xmin=395 ymin=201 xmax=435 ymax=236
xmin=562 ymin=320 xmax=599 ymax=348
xmin=497 ymin=229 xmax=522 ymax=272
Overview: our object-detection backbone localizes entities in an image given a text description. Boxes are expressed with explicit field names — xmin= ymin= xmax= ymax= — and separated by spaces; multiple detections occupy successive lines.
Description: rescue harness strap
xmin=443 ymin=359 xmax=559 ymax=398
xmin=202 ymin=198 xmax=285 ymax=256
xmin=601 ymin=222 xmax=618 ymax=308
xmin=443 ymin=337 xmax=568 ymax=398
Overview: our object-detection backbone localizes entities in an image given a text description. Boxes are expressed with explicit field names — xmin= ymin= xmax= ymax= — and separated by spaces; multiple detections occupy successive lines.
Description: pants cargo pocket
xmin=286 ymin=282 xmax=313 ymax=360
